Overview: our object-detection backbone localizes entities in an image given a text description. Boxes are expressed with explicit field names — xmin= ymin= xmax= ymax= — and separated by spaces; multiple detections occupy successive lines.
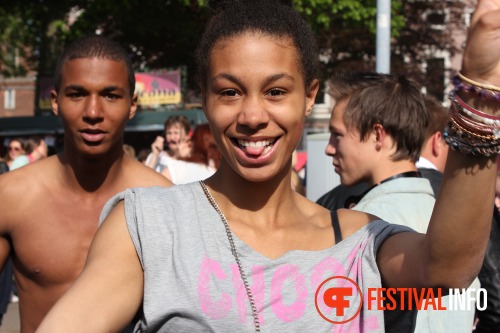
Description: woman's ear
xmin=305 ymin=79 xmax=320 ymax=116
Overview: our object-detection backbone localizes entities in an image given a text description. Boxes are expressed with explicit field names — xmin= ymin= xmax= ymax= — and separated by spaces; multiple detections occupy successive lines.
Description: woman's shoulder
xmin=337 ymin=209 xmax=414 ymax=245
xmin=100 ymin=182 xmax=203 ymax=223
xmin=337 ymin=209 xmax=379 ymax=238
xmin=125 ymin=182 xmax=201 ymax=202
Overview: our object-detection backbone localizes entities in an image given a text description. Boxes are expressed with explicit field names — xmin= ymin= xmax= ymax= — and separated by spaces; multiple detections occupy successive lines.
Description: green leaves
xmin=0 ymin=0 xmax=468 ymax=101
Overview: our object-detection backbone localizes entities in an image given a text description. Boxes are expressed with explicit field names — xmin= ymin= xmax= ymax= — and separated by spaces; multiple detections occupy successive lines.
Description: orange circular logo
xmin=314 ymin=276 xmax=363 ymax=324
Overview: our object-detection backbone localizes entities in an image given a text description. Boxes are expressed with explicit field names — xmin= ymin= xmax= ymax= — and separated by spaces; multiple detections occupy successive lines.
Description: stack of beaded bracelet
xmin=445 ymin=74 xmax=500 ymax=157
xmin=452 ymin=74 xmax=500 ymax=101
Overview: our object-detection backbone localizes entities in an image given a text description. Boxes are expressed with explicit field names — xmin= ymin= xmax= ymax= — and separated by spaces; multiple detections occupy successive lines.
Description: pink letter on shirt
xmin=198 ymin=256 xmax=232 ymax=319
xmin=311 ymin=256 xmax=346 ymax=315
xmin=270 ymin=264 xmax=307 ymax=322
xmin=231 ymin=264 xmax=265 ymax=324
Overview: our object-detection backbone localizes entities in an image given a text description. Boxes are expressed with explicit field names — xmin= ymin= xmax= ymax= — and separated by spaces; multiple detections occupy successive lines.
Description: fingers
xmin=462 ymin=0 xmax=500 ymax=84
xmin=151 ymin=136 xmax=165 ymax=153
xmin=471 ymin=0 xmax=500 ymax=26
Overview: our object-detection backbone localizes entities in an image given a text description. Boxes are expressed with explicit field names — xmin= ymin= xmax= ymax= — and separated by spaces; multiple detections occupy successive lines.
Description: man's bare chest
xmin=11 ymin=199 xmax=104 ymax=286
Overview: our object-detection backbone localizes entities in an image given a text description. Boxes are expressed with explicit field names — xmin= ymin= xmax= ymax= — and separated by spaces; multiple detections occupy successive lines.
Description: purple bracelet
xmin=452 ymin=76 xmax=500 ymax=101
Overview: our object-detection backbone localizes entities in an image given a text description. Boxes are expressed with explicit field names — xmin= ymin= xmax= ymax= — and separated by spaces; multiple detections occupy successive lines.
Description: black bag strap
xmin=331 ymin=210 xmax=343 ymax=244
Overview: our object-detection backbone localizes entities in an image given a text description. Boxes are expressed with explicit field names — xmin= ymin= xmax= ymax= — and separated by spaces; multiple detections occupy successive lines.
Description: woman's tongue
xmin=244 ymin=145 xmax=267 ymax=156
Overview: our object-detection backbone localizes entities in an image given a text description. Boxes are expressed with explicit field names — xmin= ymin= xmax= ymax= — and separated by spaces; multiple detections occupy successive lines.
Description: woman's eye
xmin=267 ymin=89 xmax=285 ymax=97
xmin=220 ymin=89 xmax=238 ymax=97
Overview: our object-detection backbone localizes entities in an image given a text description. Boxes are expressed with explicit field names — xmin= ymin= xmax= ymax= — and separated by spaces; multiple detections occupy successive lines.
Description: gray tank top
xmin=101 ymin=182 xmax=413 ymax=332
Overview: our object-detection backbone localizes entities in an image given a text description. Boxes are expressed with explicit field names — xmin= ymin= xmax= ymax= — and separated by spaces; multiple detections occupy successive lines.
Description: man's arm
xmin=377 ymin=0 xmax=500 ymax=289
xmin=144 ymin=136 xmax=164 ymax=169
xmin=0 ymin=238 xmax=10 ymax=272
xmin=0 ymin=175 xmax=13 ymax=272
xmin=36 ymin=201 xmax=143 ymax=333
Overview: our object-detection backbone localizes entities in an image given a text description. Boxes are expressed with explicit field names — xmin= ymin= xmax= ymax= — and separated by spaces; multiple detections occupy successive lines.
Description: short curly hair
xmin=195 ymin=0 xmax=319 ymax=91
xmin=54 ymin=35 xmax=135 ymax=96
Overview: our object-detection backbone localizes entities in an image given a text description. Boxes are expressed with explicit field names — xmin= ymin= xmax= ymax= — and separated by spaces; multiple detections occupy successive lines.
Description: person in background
xmin=9 ymin=136 xmax=48 ymax=171
xmin=317 ymin=94 xmax=449 ymax=210
xmin=145 ymin=115 xmax=192 ymax=173
xmin=37 ymin=0 xmax=499 ymax=332
xmin=0 ymin=35 xmax=171 ymax=333
xmin=198 ymin=123 xmax=222 ymax=170
xmin=415 ymin=96 xmax=449 ymax=195
xmin=325 ymin=72 xmax=476 ymax=332
xmin=161 ymin=123 xmax=220 ymax=184
xmin=3 ymin=138 xmax=26 ymax=170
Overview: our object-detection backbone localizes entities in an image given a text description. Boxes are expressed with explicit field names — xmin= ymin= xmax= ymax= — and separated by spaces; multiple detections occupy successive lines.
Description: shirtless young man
xmin=0 ymin=35 xmax=171 ymax=333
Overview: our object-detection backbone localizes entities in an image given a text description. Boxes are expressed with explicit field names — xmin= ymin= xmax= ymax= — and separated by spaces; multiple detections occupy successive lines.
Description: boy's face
xmin=325 ymin=98 xmax=377 ymax=186
xmin=51 ymin=57 xmax=137 ymax=158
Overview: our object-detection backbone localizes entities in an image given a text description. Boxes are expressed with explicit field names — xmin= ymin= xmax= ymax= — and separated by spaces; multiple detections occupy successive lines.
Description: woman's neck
xmin=204 ymin=163 xmax=297 ymax=223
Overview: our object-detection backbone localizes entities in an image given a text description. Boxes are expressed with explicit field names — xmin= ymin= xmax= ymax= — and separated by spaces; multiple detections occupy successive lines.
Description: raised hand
xmin=151 ymin=136 xmax=165 ymax=155
xmin=462 ymin=0 xmax=500 ymax=89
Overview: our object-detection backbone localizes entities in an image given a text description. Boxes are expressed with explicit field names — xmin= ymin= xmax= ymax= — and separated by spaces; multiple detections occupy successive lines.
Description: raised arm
xmin=36 ymin=202 xmax=143 ymax=333
xmin=378 ymin=0 xmax=500 ymax=289
xmin=145 ymin=136 xmax=165 ymax=169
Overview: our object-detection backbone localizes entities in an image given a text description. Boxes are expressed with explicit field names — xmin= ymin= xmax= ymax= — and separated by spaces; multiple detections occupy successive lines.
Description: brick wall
xmin=0 ymin=76 xmax=36 ymax=118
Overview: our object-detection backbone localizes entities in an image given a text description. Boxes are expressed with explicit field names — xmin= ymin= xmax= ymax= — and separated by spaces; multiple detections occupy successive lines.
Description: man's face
xmin=51 ymin=58 xmax=137 ymax=158
xmin=325 ymin=98 xmax=376 ymax=186
xmin=165 ymin=124 xmax=188 ymax=153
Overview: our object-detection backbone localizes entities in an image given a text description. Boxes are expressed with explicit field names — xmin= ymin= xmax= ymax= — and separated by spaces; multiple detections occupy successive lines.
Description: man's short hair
xmin=54 ymin=35 xmax=135 ymax=96
xmin=423 ymin=95 xmax=449 ymax=140
xmin=329 ymin=71 xmax=429 ymax=163
xmin=164 ymin=115 xmax=192 ymax=135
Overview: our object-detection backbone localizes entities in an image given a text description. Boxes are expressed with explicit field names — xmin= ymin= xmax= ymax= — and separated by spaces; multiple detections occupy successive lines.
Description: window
xmin=4 ymin=89 xmax=15 ymax=109
xmin=423 ymin=9 xmax=449 ymax=30
xmin=426 ymin=58 xmax=445 ymax=101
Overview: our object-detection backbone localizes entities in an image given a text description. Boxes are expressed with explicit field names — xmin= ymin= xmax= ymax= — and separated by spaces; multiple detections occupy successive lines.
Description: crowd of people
xmin=0 ymin=0 xmax=498 ymax=332
xmin=0 ymin=137 xmax=48 ymax=172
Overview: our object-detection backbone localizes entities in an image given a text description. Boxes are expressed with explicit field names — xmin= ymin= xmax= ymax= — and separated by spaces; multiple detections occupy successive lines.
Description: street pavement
xmin=0 ymin=302 xmax=20 ymax=333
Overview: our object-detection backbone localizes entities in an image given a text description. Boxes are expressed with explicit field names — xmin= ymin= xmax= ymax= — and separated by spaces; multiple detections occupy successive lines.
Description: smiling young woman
xmin=36 ymin=0 xmax=500 ymax=332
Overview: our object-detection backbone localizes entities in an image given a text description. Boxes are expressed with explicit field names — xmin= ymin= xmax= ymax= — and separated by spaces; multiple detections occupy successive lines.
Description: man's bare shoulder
xmin=0 ymin=156 xmax=62 ymax=230
xmin=0 ymin=156 xmax=60 ymax=198
xmin=121 ymin=156 xmax=173 ymax=188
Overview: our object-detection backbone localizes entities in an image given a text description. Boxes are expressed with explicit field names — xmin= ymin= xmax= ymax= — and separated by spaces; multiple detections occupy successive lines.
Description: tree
xmin=295 ymin=0 xmax=469 ymax=89
xmin=0 ymin=0 xmax=470 ymax=105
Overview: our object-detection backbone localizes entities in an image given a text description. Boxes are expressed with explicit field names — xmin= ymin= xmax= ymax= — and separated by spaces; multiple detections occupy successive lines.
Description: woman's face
xmin=203 ymin=32 xmax=318 ymax=182
xmin=8 ymin=140 xmax=24 ymax=160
